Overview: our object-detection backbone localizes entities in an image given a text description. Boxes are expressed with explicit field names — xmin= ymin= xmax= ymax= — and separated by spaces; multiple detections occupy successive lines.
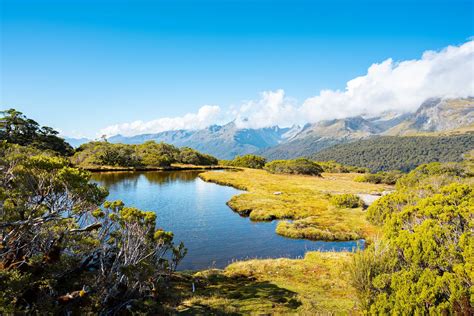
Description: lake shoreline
xmin=199 ymin=169 xmax=388 ymax=241
xmin=82 ymin=164 xmax=236 ymax=173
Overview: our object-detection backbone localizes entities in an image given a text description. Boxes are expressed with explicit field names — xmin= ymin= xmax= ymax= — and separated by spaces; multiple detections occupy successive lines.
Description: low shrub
xmin=330 ymin=194 xmax=364 ymax=208
xmin=316 ymin=160 xmax=368 ymax=173
xmin=276 ymin=220 xmax=361 ymax=241
xmin=178 ymin=147 xmax=218 ymax=165
xmin=220 ymin=154 xmax=266 ymax=169
xmin=354 ymin=170 xmax=403 ymax=185
xmin=264 ymin=158 xmax=323 ymax=176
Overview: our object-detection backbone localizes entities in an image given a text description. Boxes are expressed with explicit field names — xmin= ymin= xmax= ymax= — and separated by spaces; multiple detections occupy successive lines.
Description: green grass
xmin=199 ymin=168 xmax=389 ymax=241
xmin=165 ymin=252 xmax=358 ymax=314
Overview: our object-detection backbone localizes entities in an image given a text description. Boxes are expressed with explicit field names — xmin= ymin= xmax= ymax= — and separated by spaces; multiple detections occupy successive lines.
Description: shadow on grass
xmin=164 ymin=272 xmax=302 ymax=315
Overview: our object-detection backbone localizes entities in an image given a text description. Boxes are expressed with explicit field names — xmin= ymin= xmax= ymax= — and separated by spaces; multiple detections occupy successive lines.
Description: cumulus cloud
xmin=232 ymin=89 xmax=302 ymax=129
xmin=99 ymin=105 xmax=223 ymax=137
xmin=100 ymin=40 xmax=474 ymax=136
xmin=301 ymin=40 xmax=474 ymax=120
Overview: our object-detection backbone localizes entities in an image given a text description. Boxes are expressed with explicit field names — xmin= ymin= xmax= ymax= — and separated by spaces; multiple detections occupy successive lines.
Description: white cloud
xmin=232 ymin=89 xmax=302 ymax=129
xmin=232 ymin=40 xmax=474 ymax=127
xmin=301 ymin=40 xmax=474 ymax=120
xmin=99 ymin=105 xmax=223 ymax=137
xmin=99 ymin=40 xmax=474 ymax=136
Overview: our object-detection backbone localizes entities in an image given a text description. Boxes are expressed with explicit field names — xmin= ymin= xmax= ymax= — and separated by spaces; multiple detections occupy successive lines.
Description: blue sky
xmin=1 ymin=0 xmax=473 ymax=137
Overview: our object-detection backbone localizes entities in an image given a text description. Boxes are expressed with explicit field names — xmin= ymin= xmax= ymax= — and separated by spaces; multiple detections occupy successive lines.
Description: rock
xmin=273 ymin=191 xmax=282 ymax=195
xmin=356 ymin=193 xmax=381 ymax=206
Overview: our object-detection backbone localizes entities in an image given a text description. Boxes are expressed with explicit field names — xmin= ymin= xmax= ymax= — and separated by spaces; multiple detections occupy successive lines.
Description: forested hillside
xmin=311 ymin=134 xmax=474 ymax=172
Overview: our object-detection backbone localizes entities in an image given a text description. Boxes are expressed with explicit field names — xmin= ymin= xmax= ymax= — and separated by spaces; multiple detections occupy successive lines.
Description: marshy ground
xmin=167 ymin=252 xmax=357 ymax=314
xmin=159 ymin=168 xmax=390 ymax=314
xmin=199 ymin=168 xmax=391 ymax=241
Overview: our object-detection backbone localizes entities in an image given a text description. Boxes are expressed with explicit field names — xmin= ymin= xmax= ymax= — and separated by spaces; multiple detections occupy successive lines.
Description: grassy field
xmin=199 ymin=168 xmax=390 ymax=241
xmin=165 ymin=252 xmax=357 ymax=314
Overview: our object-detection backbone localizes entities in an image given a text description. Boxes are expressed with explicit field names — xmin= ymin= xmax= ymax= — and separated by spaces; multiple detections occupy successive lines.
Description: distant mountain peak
xmin=107 ymin=97 xmax=474 ymax=160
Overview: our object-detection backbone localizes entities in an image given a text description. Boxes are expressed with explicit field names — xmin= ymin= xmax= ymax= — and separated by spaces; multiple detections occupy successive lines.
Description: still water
xmin=91 ymin=171 xmax=361 ymax=270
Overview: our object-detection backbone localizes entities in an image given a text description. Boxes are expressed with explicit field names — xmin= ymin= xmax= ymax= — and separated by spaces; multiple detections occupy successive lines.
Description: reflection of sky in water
xmin=92 ymin=171 xmax=363 ymax=270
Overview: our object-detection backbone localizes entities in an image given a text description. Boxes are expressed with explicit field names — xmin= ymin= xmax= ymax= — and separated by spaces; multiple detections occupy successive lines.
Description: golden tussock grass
xmin=199 ymin=168 xmax=389 ymax=241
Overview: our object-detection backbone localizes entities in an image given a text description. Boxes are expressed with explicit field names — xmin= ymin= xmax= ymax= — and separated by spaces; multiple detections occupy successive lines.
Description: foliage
xmin=354 ymin=170 xmax=403 ymax=185
xmin=350 ymin=161 xmax=473 ymax=314
xmin=316 ymin=160 xmax=368 ymax=173
xmin=0 ymin=143 xmax=186 ymax=313
xmin=264 ymin=158 xmax=324 ymax=176
xmin=0 ymin=108 xmax=73 ymax=156
xmin=72 ymin=141 xmax=218 ymax=168
xmin=177 ymin=147 xmax=218 ymax=166
xmin=136 ymin=141 xmax=180 ymax=167
xmin=366 ymin=162 xmax=470 ymax=225
xmin=220 ymin=154 xmax=267 ymax=169
xmin=330 ymin=194 xmax=364 ymax=208
xmin=312 ymin=134 xmax=474 ymax=172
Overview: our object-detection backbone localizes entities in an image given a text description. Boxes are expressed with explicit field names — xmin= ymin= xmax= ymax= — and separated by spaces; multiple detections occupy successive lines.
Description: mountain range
xmin=104 ymin=97 xmax=473 ymax=160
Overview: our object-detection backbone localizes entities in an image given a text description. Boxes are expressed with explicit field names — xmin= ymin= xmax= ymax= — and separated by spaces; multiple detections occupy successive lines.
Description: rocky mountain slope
xmin=107 ymin=97 xmax=473 ymax=160
xmin=109 ymin=122 xmax=301 ymax=159
xmin=260 ymin=97 xmax=473 ymax=159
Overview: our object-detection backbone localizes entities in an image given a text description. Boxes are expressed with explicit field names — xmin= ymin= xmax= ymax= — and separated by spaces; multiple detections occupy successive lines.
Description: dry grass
xmin=199 ymin=168 xmax=389 ymax=240
xmin=168 ymin=252 xmax=358 ymax=314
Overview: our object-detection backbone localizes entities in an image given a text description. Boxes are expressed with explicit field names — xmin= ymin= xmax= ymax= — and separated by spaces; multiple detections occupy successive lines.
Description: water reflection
xmin=92 ymin=171 xmax=362 ymax=270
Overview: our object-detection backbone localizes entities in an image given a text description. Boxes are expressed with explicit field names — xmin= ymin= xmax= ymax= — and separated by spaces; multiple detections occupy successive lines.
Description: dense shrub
xmin=350 ymin=160 xmax=473 ymax=314
xmin=330 ymin=194 xmax=364 ymax=208
xmin=317 ymin=160 xmax=368 ymax=173
xmin=220 ymin=154 xmax=267 ymax=169
xmin=72 ymin=141 xmax=218 ymax=168
xmin=354 ymin=170 xmax=403 ymax=185
xmin=137 ymin=141 xmax=180 ymax=166
xmin=0 ymin=143 xmax=186 ymax=313
xmin=264 ymin=158 xmax=323 ymax=176
xmin=366 ymin=162 xmax=470 ymax=226
xmin=178 ymin=147 xmax=218 ymax=165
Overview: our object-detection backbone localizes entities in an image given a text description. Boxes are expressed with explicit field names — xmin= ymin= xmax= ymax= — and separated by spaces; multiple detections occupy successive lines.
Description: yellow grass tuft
xmin=199 ymin=168 xmax=389 ymax=241
xmin=171 ymin=252 xmax=359 ymax=314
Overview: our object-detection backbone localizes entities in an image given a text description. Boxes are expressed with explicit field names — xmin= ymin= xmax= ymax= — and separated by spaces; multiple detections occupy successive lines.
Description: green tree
xmin=0 ymin=109 xmax=73 ymax=155
xmin=0 ymin=143 xmax=186 ymax=313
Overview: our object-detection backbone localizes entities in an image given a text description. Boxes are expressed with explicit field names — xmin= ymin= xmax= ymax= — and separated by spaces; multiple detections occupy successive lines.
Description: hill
xmin=311 ymin=134 xmax=474 ymax=172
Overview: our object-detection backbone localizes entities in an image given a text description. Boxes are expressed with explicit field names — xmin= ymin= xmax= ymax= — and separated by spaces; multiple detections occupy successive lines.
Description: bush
xmin=350 ymin=160 xmax=473 ymax=314
xmin=220 ymin=154 xmax=267 ymax=169
xmin=264 ymin=158 xmax=323 ymax=176
xmin=137 ymin=141 xmax=180 ymax=166
xmin=330 ymin=194 xmax=364 ymax=208
xmin=0 ymin=143 xmax=186 ymax=313
xmin=354 ymin=170 xmax=403 ymax=185
xmin=317 ymin=160 xmax=368 ymax=173
xmin=72 ymin=141 xmax=218 ymax=168
xmin=177 ymin=147 xmax=218 ymax=165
